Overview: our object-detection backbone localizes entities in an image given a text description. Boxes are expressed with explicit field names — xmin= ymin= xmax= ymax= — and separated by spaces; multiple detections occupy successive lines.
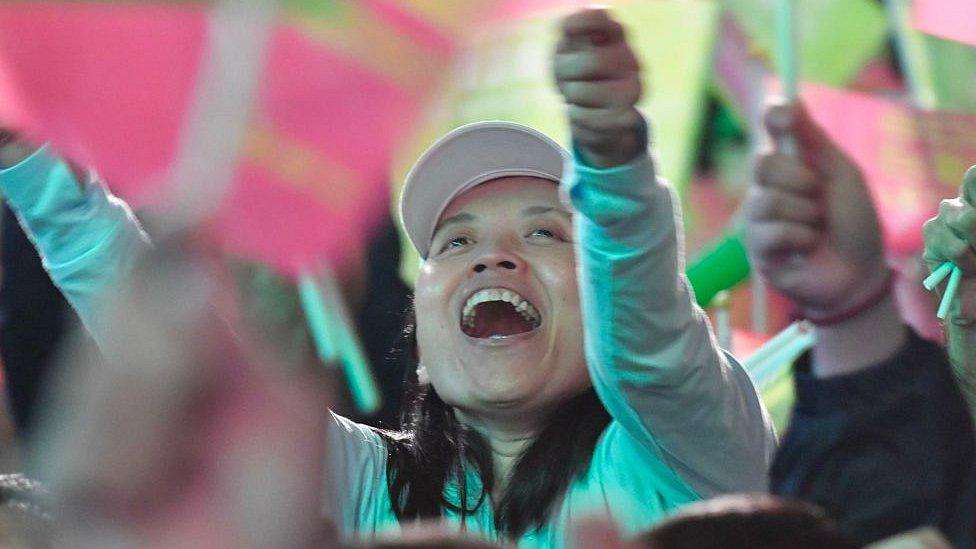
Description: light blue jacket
xmin=0 ymin=145 xmax=776 ymax=547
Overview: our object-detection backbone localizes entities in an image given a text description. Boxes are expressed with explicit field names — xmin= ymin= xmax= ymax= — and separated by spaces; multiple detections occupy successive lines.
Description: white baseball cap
xmin=399 ymin=121 xmax=569 ymax=259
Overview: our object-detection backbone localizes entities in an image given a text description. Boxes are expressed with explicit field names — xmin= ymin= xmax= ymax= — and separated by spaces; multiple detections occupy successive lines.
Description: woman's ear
xmin=416 ymin=364 xmax=430 ymax=385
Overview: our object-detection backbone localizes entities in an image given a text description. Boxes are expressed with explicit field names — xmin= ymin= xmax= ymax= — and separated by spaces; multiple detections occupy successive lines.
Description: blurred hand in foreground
xmin=35 ymin=238 xmax=334 ymax=548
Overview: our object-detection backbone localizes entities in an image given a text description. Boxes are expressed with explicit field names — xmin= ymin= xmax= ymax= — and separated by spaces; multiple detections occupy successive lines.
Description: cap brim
xmin=399 ymin=121 xmax=568 ymax=259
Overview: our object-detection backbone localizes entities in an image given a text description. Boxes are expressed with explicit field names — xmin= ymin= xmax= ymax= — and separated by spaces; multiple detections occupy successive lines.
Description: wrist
xmin=573 ymin=110 xmax=648 ymax=169
xmin=577 ymin=133 xmax=641 ymax=169
xmin=801 ymin=269 xmax=895 ymax=326
xmin=811 ymin=292 xmax=907 ymax=378
xmin=0 ymin=133 xmax=39 ymax=169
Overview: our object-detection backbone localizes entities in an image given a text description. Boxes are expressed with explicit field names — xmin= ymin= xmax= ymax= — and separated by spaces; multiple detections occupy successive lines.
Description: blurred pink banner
xmin=913 ymin=0 xmax=976 ymax=47
xmin=486 ymin=0 xmax=594 ymax=21
xmin=801 ymin=83 xmax=976 ymax=254
xmin=0 ymin=3 xmax=205 ymax=193
xmin=0 ymin=2 xmax=453 ymax=277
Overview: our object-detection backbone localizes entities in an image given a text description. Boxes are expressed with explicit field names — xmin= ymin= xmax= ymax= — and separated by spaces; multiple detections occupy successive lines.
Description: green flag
xmin=724 ymin=0 xmax=888 ymax=88
xmin=395 ymin=0 xmax=720 ymax=282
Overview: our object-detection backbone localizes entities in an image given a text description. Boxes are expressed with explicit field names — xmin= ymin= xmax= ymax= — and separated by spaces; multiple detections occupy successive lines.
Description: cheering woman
xmin=0 ymin=9 xmax=774 ymax=547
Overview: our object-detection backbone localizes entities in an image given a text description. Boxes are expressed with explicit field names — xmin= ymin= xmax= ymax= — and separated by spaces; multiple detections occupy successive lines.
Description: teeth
xmin=460 ymin=287 xmax=542 ymax=329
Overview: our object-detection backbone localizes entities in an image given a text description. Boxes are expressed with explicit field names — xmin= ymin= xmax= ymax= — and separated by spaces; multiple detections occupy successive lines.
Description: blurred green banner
xmin=724 ymin=0 xmax=888 ymax=88
xmin=395 ymin=0 xmax=720 ymax=281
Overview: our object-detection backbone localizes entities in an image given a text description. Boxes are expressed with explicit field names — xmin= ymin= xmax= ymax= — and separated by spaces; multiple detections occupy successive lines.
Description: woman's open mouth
xmin=460 ymin=288 xmax=542 ymax=339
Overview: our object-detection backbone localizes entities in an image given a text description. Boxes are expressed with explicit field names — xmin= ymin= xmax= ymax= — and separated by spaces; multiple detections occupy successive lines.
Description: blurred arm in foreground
xmin=32 ymin=235 xmax=335 ymax=548
xmin=0 ymin=134 xmax=346 ymax=546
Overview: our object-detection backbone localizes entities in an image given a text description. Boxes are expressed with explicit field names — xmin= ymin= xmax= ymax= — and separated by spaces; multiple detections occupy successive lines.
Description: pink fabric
xmin=733 ymin=329 xmax=770 ymax=360
xmin=0 ymin=3 xmax=452 ymax=277
xmin=214 ymin=25 xmax=423 ymax=276
xmin=913 ymin=0 xmax=976 ymax=47
xmin=0 ymin=3 xmax=207 ymax=205
xmin=800 ymin=84 xmax=970 ymax=254
xmin=364 ymin=0 xmax=455 ymax=52
xmin=713 ymin=14 xmax=756 ymax=120
xmin=487 ymin=0 xmax=593 ymax=22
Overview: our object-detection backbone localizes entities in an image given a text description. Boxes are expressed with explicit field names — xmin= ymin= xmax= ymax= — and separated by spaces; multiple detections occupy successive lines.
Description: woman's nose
xmin=473 ymin=259 xmax=517 ymax=273
xmin=472 ymin=244 xmax=521 ymax=273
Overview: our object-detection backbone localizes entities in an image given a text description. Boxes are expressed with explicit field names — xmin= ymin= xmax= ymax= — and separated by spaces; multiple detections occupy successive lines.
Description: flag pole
xmin=299 ymin=268 xmax=382 ymax=414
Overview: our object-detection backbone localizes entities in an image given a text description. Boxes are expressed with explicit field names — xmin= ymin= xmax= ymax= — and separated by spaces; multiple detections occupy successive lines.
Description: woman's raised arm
xmin=0 ymin=139 xmax=151 ymax=345
xmin=553 ymin=9 xmax=776 ymax=498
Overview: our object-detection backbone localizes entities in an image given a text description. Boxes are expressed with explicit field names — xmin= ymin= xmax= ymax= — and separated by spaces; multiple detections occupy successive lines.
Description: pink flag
xmin=0 ymin=3 xmax=205 ymax=198
xmin=800 ymin=83 xmax=976 ymax=254
xmin=0 ymin=2 xmax=454 ymax=277
xmin=486 ymin=0 xmax=595 ymax=21
xmin=913 ymin=0 xmax=976 ymax=47
xmin=215 ymin=22 xmax=434 ymax=276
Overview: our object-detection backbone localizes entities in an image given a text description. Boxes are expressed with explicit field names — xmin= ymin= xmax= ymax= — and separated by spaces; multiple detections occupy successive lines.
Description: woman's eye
xmin=440 ymin=236 xmax=471 ymax=253
xmin=528 ymin=228 xmax=556 ymax=239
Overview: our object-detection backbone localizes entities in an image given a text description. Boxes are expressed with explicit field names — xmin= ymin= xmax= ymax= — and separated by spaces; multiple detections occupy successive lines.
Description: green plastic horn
xmin=686 ymin=228 xmax=751 ymax=308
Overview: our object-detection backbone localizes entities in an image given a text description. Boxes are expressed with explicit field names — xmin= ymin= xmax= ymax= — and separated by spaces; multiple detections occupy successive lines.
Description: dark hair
xmin=637 ymin=494 xmax=858 ymax=549
xmin=377 ymin=309 xmax=611 ymax=540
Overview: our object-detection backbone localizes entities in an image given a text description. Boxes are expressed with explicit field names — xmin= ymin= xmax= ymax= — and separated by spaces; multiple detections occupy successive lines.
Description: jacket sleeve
xmin=946 ymin=322 xmax=976 ymax=428
xmin=0 ymin=146 xmax=151 ymax=346
xmin=324 ymin=412 xmax=391 ymax=539
xmin=565 ymin=139 xmax=777 ymax=497
xmin=771 ymin=329 xmax=976 ymax=548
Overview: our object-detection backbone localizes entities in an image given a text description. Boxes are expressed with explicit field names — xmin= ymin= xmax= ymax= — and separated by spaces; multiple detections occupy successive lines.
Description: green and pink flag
xmin=0 ymin=0 xmax=475 ymax=413
xmin=0 ymin=0 xmax=458 ymax=277
xmin=802 ymin=83 xmax=976 ymax=254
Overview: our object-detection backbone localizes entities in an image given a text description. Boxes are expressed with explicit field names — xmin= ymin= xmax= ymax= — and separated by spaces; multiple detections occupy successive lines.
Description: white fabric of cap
xmin=399 ymin=121 xmax=569 ymax=259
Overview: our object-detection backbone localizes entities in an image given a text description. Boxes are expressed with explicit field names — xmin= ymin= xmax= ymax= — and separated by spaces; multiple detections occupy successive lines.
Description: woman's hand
xmin=922 ymin=166 xmax=976 ymax=323
xmin=744 ymin=103 xmax=888 ymax=320
xmin=553 ymin=8 xmax=643 ymax=169
xmin=0 ymin=130 xmax=38 ymax=169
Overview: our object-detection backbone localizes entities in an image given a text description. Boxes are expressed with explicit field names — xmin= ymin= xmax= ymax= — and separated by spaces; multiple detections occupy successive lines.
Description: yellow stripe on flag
xmin=243 ymin=122 xmax=362 ymax=210
xmin=286 ymin=2 xmax=447 ymax=94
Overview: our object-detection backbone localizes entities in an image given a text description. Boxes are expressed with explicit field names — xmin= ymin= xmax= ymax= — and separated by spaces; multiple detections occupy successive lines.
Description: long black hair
xmin=376 ymin=308 xmax=612 ymax=540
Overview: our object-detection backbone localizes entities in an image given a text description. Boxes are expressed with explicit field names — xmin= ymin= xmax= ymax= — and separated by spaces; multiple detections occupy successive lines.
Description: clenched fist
xmin=922 ymin=166 xmax=976 ymax=324
xmin=554 ymin=8 xmax=643 ymax=169
xmin=744 ymin=104 xmax=888 ymax=321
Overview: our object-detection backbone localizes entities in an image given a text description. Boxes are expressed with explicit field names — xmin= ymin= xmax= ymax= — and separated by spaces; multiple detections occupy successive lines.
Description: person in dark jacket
xmin=743 ymin=102 xmax=976 ymax=548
